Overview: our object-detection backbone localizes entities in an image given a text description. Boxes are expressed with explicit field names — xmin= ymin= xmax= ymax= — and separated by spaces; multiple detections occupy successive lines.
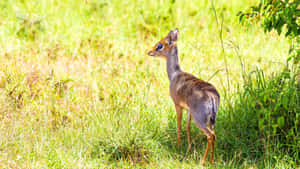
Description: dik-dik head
xmin=147 ymin=28 xmax=179 ymax=58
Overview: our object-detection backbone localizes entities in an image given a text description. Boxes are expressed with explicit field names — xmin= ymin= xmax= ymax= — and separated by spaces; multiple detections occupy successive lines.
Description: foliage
xmin=238 ymin=0 xmax=300 ymax=156
xmin=245 ymin=68 xmax=298 ymax=158
xmin=214 ymin=64 xmax=299 ymax=168
xmin=238 ymin=0 xmax=300 ymax=63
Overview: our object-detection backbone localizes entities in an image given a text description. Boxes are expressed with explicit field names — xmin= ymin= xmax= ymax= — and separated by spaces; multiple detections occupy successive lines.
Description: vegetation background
xmin=0 ymin=0 xmax=298 ymax=168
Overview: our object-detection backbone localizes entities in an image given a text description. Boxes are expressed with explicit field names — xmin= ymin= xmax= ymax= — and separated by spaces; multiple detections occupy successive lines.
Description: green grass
xmin=0 ymin=0 xmax=298 ymax=168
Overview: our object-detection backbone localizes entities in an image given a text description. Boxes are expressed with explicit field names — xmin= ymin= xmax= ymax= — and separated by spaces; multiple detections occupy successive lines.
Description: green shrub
xmin=218 ymin=65 xmax=299 ymax=165
xmin=238 ymin=0 xmax=300 ymax=63
xmin=236 ymin=0 xmax=299 ymax=162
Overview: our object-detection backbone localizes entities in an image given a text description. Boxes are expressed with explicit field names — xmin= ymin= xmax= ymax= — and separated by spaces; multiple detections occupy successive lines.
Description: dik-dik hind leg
xmin=175 ymin=105 xmax=182 ymax=149
xmin=191 ymin=110 xmax=215 ymax=165
xmin=186 ymin=111 xmax=191 ymax=152
xmin=200 ymin=127 xmax=214 ymax=166
xmin=192 ymin=118 xmax=213 ymax=165
xmin=208 ymin=125 xmax=216 ymax=164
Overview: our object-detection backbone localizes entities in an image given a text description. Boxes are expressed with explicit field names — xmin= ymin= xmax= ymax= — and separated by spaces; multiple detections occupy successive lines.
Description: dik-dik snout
xmin=147 ymin=28 xmax=179 ymax=58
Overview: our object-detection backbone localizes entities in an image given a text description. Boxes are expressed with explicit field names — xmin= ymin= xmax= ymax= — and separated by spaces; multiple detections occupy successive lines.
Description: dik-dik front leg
xmin=186 ymin=111 xmax=191 ymax=152
xmin=175 ymin=105 xmax=182 ymax=149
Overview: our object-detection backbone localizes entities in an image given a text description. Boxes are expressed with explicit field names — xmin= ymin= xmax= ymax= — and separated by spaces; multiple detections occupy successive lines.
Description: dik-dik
xmin=147 ymin=28 xmax=220 ymax=165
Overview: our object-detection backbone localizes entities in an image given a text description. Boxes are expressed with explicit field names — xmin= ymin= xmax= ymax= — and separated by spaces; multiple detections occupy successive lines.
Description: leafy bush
xmin=245 ymin=68 xmax=298 ymax=152
xmin=236 ymin=0 xmax=299 ymax=158
xmin=238 ymin=0 xmax=300 ymax=63
xmin=217 ymin=66 xmax=299 ymax=167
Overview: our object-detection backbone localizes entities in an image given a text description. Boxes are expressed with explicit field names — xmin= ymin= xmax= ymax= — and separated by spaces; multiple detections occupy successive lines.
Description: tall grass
xmin=217 ymin=65 xmax=299 ymax=166
xmin=0 ymin=0 xmax=297 ymax=168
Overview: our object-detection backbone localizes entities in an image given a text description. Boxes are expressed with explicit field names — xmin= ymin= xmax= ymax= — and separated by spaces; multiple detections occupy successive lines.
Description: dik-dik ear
xmin=167 ymin=28 xmax=179 ymax=45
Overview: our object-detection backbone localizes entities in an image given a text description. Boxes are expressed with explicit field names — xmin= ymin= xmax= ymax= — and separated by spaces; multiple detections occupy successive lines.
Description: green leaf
xmin=272 ymin=124 xmax=278 ymax=134
xmin=282 ymin=96 xmax=288 ymax=109
xmin=277 ymin=116 xmax=285 ymax=128
xmin=259 ymin=119 xmax=265 ymax=130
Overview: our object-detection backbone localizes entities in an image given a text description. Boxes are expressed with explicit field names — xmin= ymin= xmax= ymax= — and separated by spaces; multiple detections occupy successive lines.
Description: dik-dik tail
xmin=209 ymin=95 xmax=219 ymax=126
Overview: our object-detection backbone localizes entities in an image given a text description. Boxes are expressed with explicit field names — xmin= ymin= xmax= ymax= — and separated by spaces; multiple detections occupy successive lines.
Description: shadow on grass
xmin=155 ymin=67 xmax=299 ymax=167
xmin=155 ymin=110 xmax=213 ymax=162
xmin=155 ymin=109 xmax=262 ymax=163
xmin=89 ymin=68 xmax=298 ymax=168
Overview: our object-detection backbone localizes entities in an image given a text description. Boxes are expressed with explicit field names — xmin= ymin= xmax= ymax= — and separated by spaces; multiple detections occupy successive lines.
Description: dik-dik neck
xmin=167 ymin=46 xmax=181 ymax=81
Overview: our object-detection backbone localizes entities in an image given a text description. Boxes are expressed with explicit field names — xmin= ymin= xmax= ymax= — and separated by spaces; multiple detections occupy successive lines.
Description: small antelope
xmin=147 ymin=28 xmax=220 ymax=165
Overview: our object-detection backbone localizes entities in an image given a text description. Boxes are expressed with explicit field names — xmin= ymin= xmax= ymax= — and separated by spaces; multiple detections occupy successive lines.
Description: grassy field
xmin=0 ymin=0 xmax=298 ymax=168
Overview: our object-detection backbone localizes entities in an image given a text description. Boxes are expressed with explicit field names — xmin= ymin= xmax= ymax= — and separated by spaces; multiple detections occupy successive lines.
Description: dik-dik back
xmin=170 ymin=72 xmax=220 ymax=126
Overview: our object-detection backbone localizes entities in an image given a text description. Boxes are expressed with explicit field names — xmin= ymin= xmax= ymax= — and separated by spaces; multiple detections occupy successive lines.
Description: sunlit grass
xmin=0 ymin=0 xmax=296 ymax=168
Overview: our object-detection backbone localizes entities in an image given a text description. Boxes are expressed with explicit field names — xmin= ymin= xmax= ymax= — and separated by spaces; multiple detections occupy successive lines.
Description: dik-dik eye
xmin=155 ymin=44 xmax=164 ymax=51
